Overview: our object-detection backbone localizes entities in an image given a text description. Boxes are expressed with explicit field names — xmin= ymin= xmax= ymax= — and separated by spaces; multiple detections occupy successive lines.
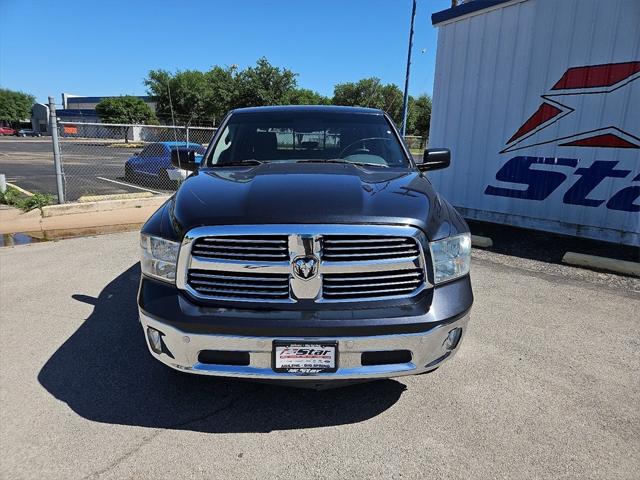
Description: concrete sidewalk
xmin=0 ymin=195 xmax=169 ymax=235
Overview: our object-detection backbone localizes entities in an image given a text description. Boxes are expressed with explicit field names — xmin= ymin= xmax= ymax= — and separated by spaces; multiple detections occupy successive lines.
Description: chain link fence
xmin=56 ymin=122 xmax=216 ymax=201
xmin=403 ymin=135 xmax=427 ymax=153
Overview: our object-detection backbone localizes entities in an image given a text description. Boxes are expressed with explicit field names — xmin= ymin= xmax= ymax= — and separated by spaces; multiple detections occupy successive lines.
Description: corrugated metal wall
xmin=428 ymin=0 xmax=640 ymax=246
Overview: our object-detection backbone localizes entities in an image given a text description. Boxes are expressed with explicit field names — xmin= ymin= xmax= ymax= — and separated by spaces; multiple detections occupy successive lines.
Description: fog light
xmin=147 ymin=327 xmax=163 ymax=354
xmin=444 ymin=327 xmax=462 ymax=351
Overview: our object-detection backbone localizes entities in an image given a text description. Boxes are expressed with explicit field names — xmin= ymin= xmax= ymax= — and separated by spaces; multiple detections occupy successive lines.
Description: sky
xmin=0 ymin=0 xmax=452 ymax=105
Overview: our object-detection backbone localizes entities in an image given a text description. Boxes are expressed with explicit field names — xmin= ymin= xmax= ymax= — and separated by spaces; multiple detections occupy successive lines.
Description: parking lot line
xmin=96 ymin=177 xmax=163 ymax=194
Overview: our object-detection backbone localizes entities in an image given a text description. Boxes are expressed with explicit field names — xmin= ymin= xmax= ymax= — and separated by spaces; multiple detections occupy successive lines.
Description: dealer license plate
xmin=273 ymin=342 xmax=338 ymax=374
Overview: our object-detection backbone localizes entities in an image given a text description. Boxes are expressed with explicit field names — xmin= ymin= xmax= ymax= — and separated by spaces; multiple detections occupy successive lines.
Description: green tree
xmin=205 ymin=66 xmax=239 ymax=124
xmin=145 ymin=69 xmax=224 ymax=125
xmin=95 ymin=96 xmax=157 ymax=142
xmin=145 ymin=58 xmax=298 ymax=124
xmin=0 ymin=88 xmax=35 ymax=126
xmin=379 ymin=83 xmax=404 ymax=125
xmin=412 ymin=94 xmax=432 ymax=138
xmin=142 ymin=60 xmax=431 ymax=135
xmin=332 ymin=77 xmax=383 ymax=108
xmin=332 ymin=78 xmax=404 ymax=125
xmin=233 ymin=57 xmax=298 ymax=107
xmin=284 ymin=88 xmax=330 ymax=105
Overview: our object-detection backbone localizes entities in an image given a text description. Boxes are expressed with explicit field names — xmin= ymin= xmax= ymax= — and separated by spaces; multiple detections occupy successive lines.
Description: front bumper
xmin=139 ymin=310 xmax=470 ymax=381
xmin=166 ymin=168 xmax=188 ymax=181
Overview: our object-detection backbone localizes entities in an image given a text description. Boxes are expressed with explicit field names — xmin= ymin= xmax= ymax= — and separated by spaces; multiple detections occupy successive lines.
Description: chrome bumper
xmin=139 ymin=311 xmax=470 ymax=381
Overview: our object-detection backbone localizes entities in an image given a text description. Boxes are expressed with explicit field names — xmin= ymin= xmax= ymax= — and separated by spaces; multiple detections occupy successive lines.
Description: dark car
xmin=16 ymin=129 xmax=42 ymax=137
xmin=138 ymin=106 xmax=472 ymax=387
xmin=124 ymin=141 xmax=206 ymax=187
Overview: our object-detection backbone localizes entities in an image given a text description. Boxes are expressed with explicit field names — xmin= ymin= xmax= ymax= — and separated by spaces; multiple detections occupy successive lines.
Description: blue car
xmin=124 ymin=141 xmax=206 ymax=187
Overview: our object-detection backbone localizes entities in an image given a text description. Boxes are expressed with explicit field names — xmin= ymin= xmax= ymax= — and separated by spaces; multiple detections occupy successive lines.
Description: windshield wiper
xmin=296 ymin=159 xmax=387 ymax=168
xmin=210 ymin=159 xmax=263 ymax=168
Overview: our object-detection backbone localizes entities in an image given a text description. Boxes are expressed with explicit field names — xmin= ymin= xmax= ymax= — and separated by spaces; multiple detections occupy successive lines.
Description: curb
xmin=41 ymin=195 xmax=170 ymax=218
xmin=1 ymin=195 xmax=170 ymax=235
xmin=77 ymin=192 xmax=154 ymax=203
xmin=562 ymin=252 xmax=640 ymax=277
xmin=6 ymin=182 xmax=34 ymax=197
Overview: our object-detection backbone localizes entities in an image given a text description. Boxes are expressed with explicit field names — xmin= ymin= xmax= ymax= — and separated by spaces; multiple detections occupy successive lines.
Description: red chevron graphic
xmin=559 ymin=133 xmax=639 ymax=149
xmin=507 ymin=103 xmax=563 ymax=143
xmin=552 ymin=61 xmax=640 ymax=90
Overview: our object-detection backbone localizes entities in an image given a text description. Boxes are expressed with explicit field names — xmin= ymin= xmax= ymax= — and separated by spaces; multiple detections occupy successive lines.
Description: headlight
xmin=140 ymin=233 xmax=180 ymax=283
xmin=429 ymin=233 xmax=471 ymax=284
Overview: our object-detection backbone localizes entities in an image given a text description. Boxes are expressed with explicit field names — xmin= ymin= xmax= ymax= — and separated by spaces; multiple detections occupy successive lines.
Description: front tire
xmin=159 ymin=169 xmax=178 ymax=190
xmin=158 ymin=169 xmax=171 ymax=189
xmin=124 ymin=164 xmax=136 ymax=183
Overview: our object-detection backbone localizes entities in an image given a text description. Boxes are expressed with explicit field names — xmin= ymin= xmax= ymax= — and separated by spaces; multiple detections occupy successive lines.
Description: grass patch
xmin=0 ymin=186 xmax=21 ymax=205
xmin=1 ymin=187 xmax=55 ymax=212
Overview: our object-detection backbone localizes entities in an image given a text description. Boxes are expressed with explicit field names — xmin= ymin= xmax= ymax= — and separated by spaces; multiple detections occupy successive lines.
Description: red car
xmin=0 ymin=127 xmax=16 ymax=136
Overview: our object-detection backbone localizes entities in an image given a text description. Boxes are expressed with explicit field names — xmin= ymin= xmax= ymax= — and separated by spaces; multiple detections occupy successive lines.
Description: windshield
xmin=206 ymin=111 xmax=409 ymax=168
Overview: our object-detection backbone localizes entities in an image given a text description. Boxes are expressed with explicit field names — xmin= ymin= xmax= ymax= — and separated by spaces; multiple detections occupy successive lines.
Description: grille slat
xmin=192 ymin=235 xmax=289 ymax=261
xmin=324 ymin=279 xmax=420 ymax=289
xmin=323 ymin=235 xmax=419 ymax=261
xmin=324 ymin=287 xmax=418 ymax=297
xmin=191 ymin=251 xmax=288 ymax=259
xmin=190 ymin=272 xmax=285 ymax=282
xmin=324 ymin=238 xmax=409 ymax=244
xmin=200 ymin=238 xmax=287 ymax=245
xmin=322 ymin=243 xmax=415 ymax=251
xmin=190 ymin=279 xmax=288 ymax=290
xmin=323 ymin=249 xmax=418 ymax=259
xmin=193 ymin=287 xmax=289 ymax=297
xmin=323 ymin=268 xmax=424 ymax=300
xmin=193 ymin=244 xmax=287 ymax=252
xmin=187 ymin=269 xmax=289 ymax=300
xmin=323 ymin=272 xmax=422 ymax=282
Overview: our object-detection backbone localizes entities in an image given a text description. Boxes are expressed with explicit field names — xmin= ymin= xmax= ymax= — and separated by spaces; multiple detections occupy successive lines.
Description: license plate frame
xmin=272 ymin=341 xmax=338 ymax=374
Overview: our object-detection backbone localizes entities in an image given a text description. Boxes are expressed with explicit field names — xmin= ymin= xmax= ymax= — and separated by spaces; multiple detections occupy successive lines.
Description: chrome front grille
xmin=323 ymin=236 xmax=420 ymax=261
xmin=191 ymin=236 xmax=289 ymax=261
xmin=187 ymin=270 xmax=290 ymax=300
xmin=323 ymin=268 xmax=424 ymax=300
xmin=177 ymin=225 xmax=430 ymax=303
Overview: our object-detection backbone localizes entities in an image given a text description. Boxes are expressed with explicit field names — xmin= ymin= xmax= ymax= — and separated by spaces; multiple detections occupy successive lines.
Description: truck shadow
xmin=37 ymin=264 xmax=406 ymax=433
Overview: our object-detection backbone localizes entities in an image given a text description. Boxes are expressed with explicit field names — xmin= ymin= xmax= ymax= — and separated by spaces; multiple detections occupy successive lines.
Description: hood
xmin=144 ymin=162 xmax=466 ymax=241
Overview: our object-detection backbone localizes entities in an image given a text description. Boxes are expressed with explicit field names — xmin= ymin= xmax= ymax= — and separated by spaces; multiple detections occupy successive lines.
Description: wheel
xmin=159 ymin=169 xmax=172 ymax=189
xmin=124 ymin=164 xmax=136 ymax=183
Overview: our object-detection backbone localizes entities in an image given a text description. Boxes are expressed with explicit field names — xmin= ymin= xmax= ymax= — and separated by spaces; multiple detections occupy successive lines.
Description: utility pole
xmin=48 ymin=96 xmax=65 ymax=204
xmin=401 ymin=0 xmax=417 ymax=137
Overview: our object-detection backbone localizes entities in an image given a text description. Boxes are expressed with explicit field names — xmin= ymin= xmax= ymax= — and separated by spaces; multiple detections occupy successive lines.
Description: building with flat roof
xmin=30 ymin=94 xmax=156 ymax=133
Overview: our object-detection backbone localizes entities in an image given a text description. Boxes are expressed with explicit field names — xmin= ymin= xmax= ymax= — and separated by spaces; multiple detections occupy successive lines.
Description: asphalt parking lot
xmin=0 ymin=137 xmax=173 ymax=201
xmin=1 ymin=231 xmax=638 ymax=479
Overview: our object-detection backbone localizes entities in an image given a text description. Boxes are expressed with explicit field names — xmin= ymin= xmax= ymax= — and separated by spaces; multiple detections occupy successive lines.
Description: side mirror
xmin=171 ymin=147 xmax=199 ymax=172
xmin=417 ymin=148 xmax=451 ymax=172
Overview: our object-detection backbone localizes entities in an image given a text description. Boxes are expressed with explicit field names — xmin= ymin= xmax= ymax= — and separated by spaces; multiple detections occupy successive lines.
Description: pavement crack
xmin=82 ymin=385 xmax=262 ymax=479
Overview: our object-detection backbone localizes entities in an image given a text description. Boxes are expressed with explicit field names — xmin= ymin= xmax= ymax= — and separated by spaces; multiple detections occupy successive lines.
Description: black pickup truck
xmin=138 ymin=105 xmax=473 ymax=386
